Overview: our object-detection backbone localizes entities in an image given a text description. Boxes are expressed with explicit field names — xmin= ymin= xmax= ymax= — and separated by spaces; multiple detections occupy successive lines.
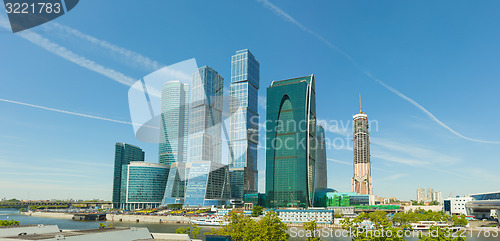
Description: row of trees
xmin=342 ymin=210 xmax=468 ymax=241
xmin=177 ymin=208 xmax=468 ymax=240
xmin=205 ymin=210 xmax=289 ymax=240
xmin=393 ymin=209 xmax=467 ymax=228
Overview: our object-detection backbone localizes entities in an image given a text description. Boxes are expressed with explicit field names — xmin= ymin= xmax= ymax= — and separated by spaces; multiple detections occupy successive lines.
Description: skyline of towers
xmin=115 ymin=50 xmax=337 ymax=208
xmin=352 ymin=96 xmax=373 ymax=195
xmin=112 ymin=143 xmax=145 ymax=208
xmin=189 ymin=66 xmax=224 ymax=163
xmin=228 ymin=49 xmax=260 ymax=199
xmin=266 ymin=75 xmax=317 ymax=208
xmin=158 ymin=81 xmax=189 ymax=166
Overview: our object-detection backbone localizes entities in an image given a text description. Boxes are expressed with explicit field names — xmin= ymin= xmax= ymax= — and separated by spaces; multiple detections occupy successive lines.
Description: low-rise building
xmin=314 ymin=192 xmax=374 ymax=207
xmin=403 ymin=205 xmax=443 ymax=213
xmin=268 ymin=209 xmax=334 ymax=224
xmin=465 ymin=191 xmax=500 ymax=219
xmin=444 ymin=197 xmax=473 ymax=216
xmin=0 ymin=226 xmax=152 ymax=241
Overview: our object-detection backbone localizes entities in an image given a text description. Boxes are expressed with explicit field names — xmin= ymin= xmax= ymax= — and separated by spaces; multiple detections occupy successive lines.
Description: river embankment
xmin=22 ymin=211 xmax=192 ymax=224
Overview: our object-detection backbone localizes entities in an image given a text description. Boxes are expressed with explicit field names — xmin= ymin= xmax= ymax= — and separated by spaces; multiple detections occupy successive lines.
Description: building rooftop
xmin=270 ymin=75 xmax=314 ymax=88
xmin=3 ymin=227 xmax=152 ymax=241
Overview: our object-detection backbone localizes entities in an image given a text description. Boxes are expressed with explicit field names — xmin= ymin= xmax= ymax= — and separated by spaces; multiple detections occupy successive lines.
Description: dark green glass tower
xmin=112 ymin=143 xmax=145 ymax=208
xmin=266 ymin=75 xmax=316 ymax=207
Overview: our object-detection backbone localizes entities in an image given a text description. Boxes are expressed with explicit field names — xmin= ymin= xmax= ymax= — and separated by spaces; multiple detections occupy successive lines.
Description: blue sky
xmin=1 ymin=0 xmax=499 ymax=201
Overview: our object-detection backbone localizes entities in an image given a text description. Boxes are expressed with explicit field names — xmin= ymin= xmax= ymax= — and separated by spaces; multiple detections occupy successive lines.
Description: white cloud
xmin=327 ymin=158 xmax=350 ymax=166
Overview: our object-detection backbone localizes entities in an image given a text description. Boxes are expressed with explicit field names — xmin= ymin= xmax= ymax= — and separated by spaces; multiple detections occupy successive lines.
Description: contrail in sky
xmin=0 ymin=98 xmax=158 ymax=129
xmin=257 ymin=0 xmax=500 ymax=144
xmin=49 ymin=22 xmax=164 ymax=72
xmin=0 ymin=16 xmax=136 ymax=87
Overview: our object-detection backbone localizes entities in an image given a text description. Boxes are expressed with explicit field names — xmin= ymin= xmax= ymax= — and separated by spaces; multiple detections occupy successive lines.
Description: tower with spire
xmin=352 ymin=94 xmax=373 ymax=195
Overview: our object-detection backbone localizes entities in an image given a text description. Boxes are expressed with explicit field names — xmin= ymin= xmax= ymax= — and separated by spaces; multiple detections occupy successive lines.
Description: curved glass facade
xmin=266 ymin=75 xmax=316 ymax=208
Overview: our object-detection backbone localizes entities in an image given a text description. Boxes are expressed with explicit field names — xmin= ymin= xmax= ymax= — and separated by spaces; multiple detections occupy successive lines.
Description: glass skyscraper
xmin=113 ymin=143 xmax=144 ymax=208
xmin=120 ymin=162 xmax=169 ymax=210
xmin=228 ymin=49 xmax=260 ymax=199
xmin=189 ymin=66 xmax=224 ymax=163
xmin=315 ymin=125 xmax=327 ymax=191
xmin=159 ymin=81 xmax=189 ymax=166
xmin=266 ymin=75 xmax=317 ymax=208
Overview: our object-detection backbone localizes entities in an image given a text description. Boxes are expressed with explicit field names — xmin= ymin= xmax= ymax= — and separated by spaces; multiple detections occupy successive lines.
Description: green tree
xmin=191 ymin=224 xmax=200 ymax=238
xmin=255 ymin=210 xmax=289 ymax=240
xmin=303 ymin=220 xmax=320 ymax=241
xmin=0 ymin=220 xmax=20 ymax=226
xmin=251 ymin=205 xmax=263 ymax=217
xmin=205 ymin=211 xmax=257 ymax=240
xmin=176 ymin=226 xmax=190 ymax=234
xmin=341 ymin=211 xmax=405 ymax=241
xmin=452 ymin=214 xmax=468 ymax=227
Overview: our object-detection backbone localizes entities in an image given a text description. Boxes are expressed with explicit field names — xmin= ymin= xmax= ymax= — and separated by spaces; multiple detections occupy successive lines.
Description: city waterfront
xmin=2 ymin=209 xmax=499 ymax=240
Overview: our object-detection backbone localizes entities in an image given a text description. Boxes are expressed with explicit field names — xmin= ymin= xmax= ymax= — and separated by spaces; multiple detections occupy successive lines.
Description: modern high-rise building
xmin=112 ymin=143 xmax=145 ymax=208
xmin=158 ymin=81 xmax=189 ymax=166
xmin=352 ymin=96 xmax=373 ymax=195
xmin=315 ymin=125 xmax=327 ymax=191
xmin=266 ymin=75 xmax=317 ymax=208
xmin=228 ymin=49 xmax=260 ymax=199
xmin=120 ymin=162 xmax=169 ymax=210
xmin=189 ymin=66 xmax=224 ymax=163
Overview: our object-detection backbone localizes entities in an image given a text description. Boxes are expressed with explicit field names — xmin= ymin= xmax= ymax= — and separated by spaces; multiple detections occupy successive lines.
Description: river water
xmin=1 ymin=209 xmax=498 ymax=240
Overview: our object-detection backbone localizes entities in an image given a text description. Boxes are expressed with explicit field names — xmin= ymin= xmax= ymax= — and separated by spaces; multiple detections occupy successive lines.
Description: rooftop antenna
xmin=359 ymin=93 xmax=364 ymax=114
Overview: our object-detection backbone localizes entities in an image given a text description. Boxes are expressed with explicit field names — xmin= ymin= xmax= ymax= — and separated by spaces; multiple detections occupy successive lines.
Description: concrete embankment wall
xmin=23 ymin=212 xmax=74 ymax=220
xmin=106 ymin=214 xmax=191 ymax=224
